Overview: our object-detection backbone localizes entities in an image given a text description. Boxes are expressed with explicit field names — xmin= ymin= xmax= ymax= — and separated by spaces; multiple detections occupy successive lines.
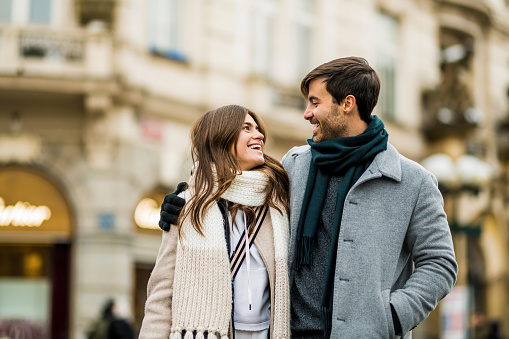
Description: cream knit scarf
xmin=170 ymin=170 xmax=290 ymax=339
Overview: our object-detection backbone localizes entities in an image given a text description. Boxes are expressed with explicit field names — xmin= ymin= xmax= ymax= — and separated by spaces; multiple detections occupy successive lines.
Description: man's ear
xmin=343 ymin=95 xmax=357 ymax=114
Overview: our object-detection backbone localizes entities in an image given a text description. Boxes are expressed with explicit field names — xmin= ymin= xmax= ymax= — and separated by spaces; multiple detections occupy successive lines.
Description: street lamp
xmin=422 ymin=152 xmax=493 ymax=338
xmin=422 ymin=152 xmax=493 ymax=236
xmin=422 ymin=153 xmax=493 ymax=194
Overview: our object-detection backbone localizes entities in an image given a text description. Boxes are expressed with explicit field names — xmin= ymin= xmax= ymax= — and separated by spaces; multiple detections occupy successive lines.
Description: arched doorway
xmin=0 ymin=165 xmax=73 ymax=339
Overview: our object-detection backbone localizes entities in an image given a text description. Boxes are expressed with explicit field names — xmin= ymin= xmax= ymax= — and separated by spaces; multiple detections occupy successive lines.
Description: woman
xmin=139 ymin=105 xmax=290 ymax=339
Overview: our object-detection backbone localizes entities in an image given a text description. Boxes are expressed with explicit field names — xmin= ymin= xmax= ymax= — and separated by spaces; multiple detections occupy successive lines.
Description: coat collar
xmin=368 ymin=143 xmax=402 ymax=182
xmin=291 ymin=142 xmax=402 ymax=183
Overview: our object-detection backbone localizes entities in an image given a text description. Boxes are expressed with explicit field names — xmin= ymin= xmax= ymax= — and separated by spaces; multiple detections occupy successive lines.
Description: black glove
xmin=159 ymin=182 xmax=187 ymax=231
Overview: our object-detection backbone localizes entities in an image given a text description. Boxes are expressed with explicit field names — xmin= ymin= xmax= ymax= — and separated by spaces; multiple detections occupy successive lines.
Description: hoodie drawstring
xmin=243 ymin=212 xmax=252 ymax=310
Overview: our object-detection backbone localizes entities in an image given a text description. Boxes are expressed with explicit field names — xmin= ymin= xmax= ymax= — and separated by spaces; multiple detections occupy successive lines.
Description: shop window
xmin=0 ymin=244 xmax=70 ymax=339
xmin=375 ymin=11 xmax=400 ymax=122
xmin=0 ymin=246 xmax=51 ymax=333
xmin=148 ymin=0 xmax=187 ymax=62
xmin=0 ymin=0 xmax=12 ymax=23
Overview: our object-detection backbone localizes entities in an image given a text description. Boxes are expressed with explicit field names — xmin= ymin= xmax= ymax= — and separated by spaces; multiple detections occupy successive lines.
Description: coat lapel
xmin=288 ymin=148 xmax=312 ymax=275
xmin=352 ymin=143 xmax=402 ymax=190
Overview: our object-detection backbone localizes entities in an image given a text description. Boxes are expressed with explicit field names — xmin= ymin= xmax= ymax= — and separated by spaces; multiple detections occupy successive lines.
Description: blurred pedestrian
xmin=87 ymin=299 xmax=134 ymax=339
xmin=486 ymin=320 xmax=503 ymax=339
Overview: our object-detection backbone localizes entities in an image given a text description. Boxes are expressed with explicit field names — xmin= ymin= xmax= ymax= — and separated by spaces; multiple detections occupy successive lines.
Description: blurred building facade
xmin=0 ymin=0 xmax=508 ymax=338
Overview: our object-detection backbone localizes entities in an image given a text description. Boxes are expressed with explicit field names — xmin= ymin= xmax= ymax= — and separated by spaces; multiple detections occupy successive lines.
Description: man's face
xmin=304 ymin=78 xmax=348 ymax=142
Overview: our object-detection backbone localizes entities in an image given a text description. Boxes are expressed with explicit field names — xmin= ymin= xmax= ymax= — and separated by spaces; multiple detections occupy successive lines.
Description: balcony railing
xmin=20 ymin=32 xmax=84 ymax=61
xmin=0 ymin=26 xmax=112 ymax=79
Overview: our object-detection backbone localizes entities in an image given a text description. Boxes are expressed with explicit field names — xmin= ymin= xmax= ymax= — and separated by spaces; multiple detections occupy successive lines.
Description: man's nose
xmin=304 ymin=105 xmax=313 ymax=120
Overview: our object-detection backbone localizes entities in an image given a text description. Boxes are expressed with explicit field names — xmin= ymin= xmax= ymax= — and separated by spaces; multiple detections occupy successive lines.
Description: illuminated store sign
xmin=134 ymin=198 xmax=160 ymax=230
xmin=0 ymin=197 xmax=51 ymax=227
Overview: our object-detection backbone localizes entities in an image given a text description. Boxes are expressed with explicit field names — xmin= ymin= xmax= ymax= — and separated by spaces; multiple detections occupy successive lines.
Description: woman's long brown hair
xmin=178 ymin=105 xmax=290 ymax=236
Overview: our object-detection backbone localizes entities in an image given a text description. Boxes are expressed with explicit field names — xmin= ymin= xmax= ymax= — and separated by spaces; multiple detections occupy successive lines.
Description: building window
xmin=148 ymin=0 xmax=187 ymax=62
xmin=375 ymin=11 xmax=400 ymax=121
xmin=249 ymin=0 xmax=277 ymax=78
xmin=0 ymin=0 xmax=12 ymax=23
xmin=291 ymin=0 xmax=314 ymax=81
xmin=29 ymin=0 xmax=52 ymax=24
xmin=0 ymin=0 xmax=53 ymax=25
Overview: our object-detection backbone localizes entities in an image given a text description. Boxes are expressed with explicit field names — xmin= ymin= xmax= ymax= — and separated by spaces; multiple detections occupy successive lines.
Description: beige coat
xmin=139 ymin=214 xmax=277 ymax=339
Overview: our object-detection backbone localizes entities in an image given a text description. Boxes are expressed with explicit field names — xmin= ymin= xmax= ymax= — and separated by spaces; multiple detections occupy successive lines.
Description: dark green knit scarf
xmin=295 ymin=115 xmax=388 ymax=337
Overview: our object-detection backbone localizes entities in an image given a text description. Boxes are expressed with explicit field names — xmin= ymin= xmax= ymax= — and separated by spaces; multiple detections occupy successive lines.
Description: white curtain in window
xmin=292 ymin=23 xmax=311 ymax=79
xmin=30 ymin=0 xmax=51 ymax=24
xmin=375 ymin=11 xmax=400 ymax=120
xmin=0 ymin=0 xmax=12 ymax=23
xmin=291 ymin=0 xmax=314 ymax=81
xmin=251 ymin=10 xmax=274 ymax=76
xmin=149 ymin=0 xmax=184 ymax=53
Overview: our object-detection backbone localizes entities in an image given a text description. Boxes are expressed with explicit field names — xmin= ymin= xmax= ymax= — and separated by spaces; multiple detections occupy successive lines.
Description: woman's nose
xmin=254 ymin=130 xmax=264 ymax=140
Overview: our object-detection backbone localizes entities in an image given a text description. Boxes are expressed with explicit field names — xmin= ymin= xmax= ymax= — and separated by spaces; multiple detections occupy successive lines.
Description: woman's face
xmin=236 ymin=114 xmax=265 ymax=171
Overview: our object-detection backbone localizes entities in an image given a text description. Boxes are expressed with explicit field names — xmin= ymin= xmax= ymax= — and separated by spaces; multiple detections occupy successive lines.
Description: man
xmin=159 ymin=57 xmax=458 ymax=338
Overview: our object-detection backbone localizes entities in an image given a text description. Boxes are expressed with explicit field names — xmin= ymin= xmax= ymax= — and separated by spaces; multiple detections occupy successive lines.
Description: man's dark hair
xmin=300 ymin=56 xmax=381 ymax=123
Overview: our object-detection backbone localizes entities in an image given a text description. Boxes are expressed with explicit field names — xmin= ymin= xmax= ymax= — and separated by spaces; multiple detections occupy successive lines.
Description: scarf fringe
xmin=321 ymin=306 xmax=332 ymax=337
xmin=295 ymin=236 xmax=313 ymax=270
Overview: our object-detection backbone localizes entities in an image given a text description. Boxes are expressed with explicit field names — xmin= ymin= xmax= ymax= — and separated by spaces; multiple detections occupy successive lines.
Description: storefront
xmin=132 ymin=186 xmax=168 ymax=334
xmin=0 ymin=165 xmax=73 ymax=339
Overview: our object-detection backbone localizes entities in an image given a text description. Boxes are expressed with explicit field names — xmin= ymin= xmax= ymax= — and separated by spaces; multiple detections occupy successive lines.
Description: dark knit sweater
xmin=291 ymin=176 xmax=343 ymax=338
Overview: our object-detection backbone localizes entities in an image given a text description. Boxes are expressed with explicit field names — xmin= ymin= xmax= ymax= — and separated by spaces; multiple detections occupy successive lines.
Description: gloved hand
xmin=159 ymin=182 xmax=187 ymax=231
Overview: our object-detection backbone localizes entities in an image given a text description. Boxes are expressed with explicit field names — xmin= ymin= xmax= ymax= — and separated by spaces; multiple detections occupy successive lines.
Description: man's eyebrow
xmin=308 ymin=95 xmax=320 ymax=102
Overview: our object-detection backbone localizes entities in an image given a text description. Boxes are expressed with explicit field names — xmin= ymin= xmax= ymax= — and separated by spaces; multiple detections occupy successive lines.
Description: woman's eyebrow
xmin=243 ymin=122 xmax=259 ymax=129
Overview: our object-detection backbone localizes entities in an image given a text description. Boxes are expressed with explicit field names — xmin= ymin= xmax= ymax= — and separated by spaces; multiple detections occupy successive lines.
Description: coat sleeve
xmin=138 ymin=225 xmax=179 ymax=339
xmin=390 ymin=171 xmax=458 ymax=336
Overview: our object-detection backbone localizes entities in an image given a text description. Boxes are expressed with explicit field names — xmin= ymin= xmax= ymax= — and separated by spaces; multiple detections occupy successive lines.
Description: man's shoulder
xmin=281 ymin=145 xmax=310 ymax=171
xmin=282 ymin=145 xmax=310 ymax=161
xmin=388 ymin=144 xmax=437 ymax=183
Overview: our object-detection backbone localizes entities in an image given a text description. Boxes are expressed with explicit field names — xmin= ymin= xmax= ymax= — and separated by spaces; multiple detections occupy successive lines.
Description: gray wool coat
xmin=281 ymin=143 xmax=458 ymax=339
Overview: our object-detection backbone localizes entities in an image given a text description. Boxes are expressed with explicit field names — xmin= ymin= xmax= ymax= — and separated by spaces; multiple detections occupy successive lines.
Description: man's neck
xmin=346 ymin=118 xmax=369 ymax=137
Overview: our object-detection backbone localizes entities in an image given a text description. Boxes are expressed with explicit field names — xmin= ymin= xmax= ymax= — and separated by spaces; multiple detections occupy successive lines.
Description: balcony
xmin=421 ymin=98 xmax=483 ymax=140
xmin=421 ymin=39 xmax=482 ymax=140
xmin=436 ymin=0 xmax=492 ymax=26
xmin=0 ymin=26 xmax=113 ymax=82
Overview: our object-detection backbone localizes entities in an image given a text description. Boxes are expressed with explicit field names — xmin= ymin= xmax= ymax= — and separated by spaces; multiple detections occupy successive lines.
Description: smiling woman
xmin=236 ymin=114 xmax=265 ymax=171
xmin=139 ymin=105 xmax=291 ymax=339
